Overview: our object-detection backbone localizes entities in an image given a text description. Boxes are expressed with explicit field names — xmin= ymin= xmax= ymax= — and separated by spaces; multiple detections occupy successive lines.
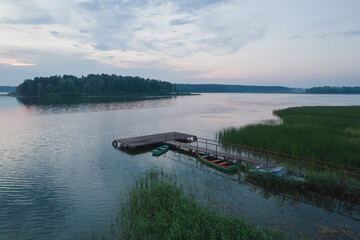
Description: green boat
xmin=152 ymin=145 xmax=169 ymax=156
xmin=195 ymin=152 xmax=238 ymax=173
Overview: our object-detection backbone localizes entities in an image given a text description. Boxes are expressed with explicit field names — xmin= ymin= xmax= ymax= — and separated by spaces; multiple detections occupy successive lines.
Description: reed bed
xmin=218 ymin=106 xmax=360 ymax=202
xmin=218 ymin=106 xmax=360 ymax=168
xmin=80 ymin=169 xmax=284 ymax=239
xmin=117 ymin=169 xmax=284 ymax=240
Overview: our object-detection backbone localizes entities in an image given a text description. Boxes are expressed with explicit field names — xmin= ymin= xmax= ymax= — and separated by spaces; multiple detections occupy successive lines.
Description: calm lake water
xmin=0 ymin=93 xmax=359 ymax=239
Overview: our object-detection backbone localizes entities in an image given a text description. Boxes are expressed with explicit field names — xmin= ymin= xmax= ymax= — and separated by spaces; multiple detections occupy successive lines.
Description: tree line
xmin=16 ymin=74 xmax=177 ymax=96
xmin=175 ymin=84 xmax=293 ymax=93
xmin=305 ymin=86 xmax=360 ymax=94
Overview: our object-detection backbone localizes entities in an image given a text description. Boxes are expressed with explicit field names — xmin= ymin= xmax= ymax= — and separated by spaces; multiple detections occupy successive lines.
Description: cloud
xmin=1 ymin=0 xmax=360 ymax=86
xmin=0 ymin=61 xmax=36 ymax=67
xmin=319 ymin=30 xmax=360 ymax=39
xmin=0 ymin=16 xmax=53 ymax=25
xmin=0 ymin=0 xmax=265 ymax=84
xmin=92 ymin=43 xmax=112 ymax=51
xmin=169 ymin=18 xmax=196 ymax=26
xmin=79 ymin=1 xmax=264 ymax=58
xmin=174 ymin=0 xmax=229 ymax=12
xmin=0 ymin=55 xmax=37 ymax=66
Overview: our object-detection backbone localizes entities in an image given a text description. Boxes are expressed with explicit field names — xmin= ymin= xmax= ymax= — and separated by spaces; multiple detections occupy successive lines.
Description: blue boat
xmin=152 ymin=145 xmax=169 ymax=156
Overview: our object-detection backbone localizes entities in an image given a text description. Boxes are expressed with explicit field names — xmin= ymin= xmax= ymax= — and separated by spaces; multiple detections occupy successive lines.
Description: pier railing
xmin=162 ymin=133 xmax=359 ymax=179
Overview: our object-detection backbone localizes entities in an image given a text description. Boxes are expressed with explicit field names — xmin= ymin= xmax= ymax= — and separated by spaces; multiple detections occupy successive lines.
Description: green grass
xmin=246 ymin=169 xmax=360 ymax=204
xmin=218 ymin=106 xmax=360 ymax=168
xmin=218 ymin=106 xmax=360 ymax=203
xmin=91 ymin=169 xmax=283 ymax=240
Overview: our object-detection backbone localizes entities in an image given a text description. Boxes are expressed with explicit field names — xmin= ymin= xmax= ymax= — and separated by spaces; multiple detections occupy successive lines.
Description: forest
xmin=176 ymin=84 xmax=294 ymax=93
xmin=305 ymin=86 xmax=360 ymax=94
xmin=15 ymin=74 xmax=177 ymax=96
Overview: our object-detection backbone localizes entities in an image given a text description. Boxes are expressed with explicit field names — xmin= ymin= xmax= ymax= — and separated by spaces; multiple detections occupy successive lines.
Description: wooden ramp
xmin=166 ymin=140 xmax=265 ymax=165
xmin=113 ymin=132 xmax=197 ymax=151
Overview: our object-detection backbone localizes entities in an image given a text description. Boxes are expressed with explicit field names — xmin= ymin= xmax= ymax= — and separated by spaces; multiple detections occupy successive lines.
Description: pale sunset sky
xmin=0 ymin=0 xmax=359 ymax=87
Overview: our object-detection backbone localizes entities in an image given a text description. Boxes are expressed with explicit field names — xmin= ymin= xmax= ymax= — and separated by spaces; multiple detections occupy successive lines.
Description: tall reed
xmin=218 ymin=106 xmax=360 ymax=168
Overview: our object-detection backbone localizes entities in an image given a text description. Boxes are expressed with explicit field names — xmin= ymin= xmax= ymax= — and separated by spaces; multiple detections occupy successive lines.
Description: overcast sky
xmin=1 ymin=0 xmax=359 ymax=87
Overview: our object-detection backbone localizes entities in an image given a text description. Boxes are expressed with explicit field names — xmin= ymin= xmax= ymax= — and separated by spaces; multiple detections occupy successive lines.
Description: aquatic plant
xmin=218 ymin=106 xmax=360 ymax=202
xmin=117 ymin=169 xmax=284 ymax=240
xmin=218 ymin=106 xmax=360 ymax=168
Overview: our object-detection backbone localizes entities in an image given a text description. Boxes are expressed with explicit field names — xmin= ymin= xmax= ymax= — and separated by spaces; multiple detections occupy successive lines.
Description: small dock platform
xmin=112 ymin=132 xmax=197 ymax=151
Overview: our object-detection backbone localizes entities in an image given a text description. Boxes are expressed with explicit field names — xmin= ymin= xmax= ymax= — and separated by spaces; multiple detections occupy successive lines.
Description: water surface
xmin=0 ymin=93 xmax=359 ymax=239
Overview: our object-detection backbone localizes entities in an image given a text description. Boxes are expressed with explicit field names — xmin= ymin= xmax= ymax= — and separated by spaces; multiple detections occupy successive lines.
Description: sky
xmin=0 ymin=0 xmax=360 ymax=87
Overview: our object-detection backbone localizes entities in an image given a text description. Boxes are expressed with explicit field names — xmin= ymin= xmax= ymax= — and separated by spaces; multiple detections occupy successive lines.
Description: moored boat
xmin=195 ymin=152 xmax=238 ymax=173
xmin=249 ymin=165 xmax=287 ymax=177
xmin=152 ymin=145 xmax=169 ymax=156
xmin=249 ymin=165 xmax=306 ymax=182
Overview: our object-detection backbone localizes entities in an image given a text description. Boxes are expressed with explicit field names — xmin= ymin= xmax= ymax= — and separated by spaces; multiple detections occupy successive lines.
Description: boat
xmin=249 ymin=165 xmax=287 ymax=177
xmin=152 ymin=145 xmax=169 ymax=156
xmin=195 ymin=152 xmax=238 ymax=173
xmin=249 ymin=165 xmax=306 ymax=182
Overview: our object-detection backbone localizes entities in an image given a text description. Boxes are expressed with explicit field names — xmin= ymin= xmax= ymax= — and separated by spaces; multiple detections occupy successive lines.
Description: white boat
xmin=249 ymin=165 xmax=306 ymax=182
xmin=250 ymin=165 xmax=287 ymax=177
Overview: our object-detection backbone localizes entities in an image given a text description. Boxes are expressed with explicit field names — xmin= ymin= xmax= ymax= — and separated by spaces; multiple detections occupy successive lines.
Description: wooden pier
xmin=113 ymin=132 xmax=265 ymax=166
xmin=112 ymin=132 xmax=197 ymax=151
xmin=113 ymin=132 xmax=360 ymax=179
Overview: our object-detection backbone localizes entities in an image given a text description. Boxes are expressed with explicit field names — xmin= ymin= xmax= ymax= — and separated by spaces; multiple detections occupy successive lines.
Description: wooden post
xmin=206 ymin=139 xmax=208 ymax=149
xmin=216 ymin=145 xmax=217 ymax=157
xmin=197 ymin=140 xmax=198 ymax=151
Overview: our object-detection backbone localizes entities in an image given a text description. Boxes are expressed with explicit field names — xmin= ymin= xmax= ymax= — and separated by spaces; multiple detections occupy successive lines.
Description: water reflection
xmin=169 ymin=150 xmax=360 ymax=239
xmin=15 ymin=95 xmax=178 ymax=115
xmin=0 ymin=163 xmax=70 ymax=239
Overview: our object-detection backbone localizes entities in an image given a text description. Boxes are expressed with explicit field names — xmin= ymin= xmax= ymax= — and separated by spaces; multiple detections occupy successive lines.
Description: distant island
xmin=176 ymin=84 xmax=296 ymax=93
xmin=14 ymin=74 xmax=177 ymax=97
xmin=305 ymin=86 xmax=360 ymax=94
xmin=176 ymin=84 xmax=360 ymax=94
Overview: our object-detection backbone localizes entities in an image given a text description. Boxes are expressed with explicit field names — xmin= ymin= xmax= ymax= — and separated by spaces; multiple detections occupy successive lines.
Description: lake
xmin=0 ymin=93 xmax=359 ymax=239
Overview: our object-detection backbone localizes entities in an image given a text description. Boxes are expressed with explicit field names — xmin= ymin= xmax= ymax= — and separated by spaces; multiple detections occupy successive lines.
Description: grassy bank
xmin=218 ymin=106 xmax=360 ymax=203
xmin=119 ymin=170 xmax=284 ymax=240
xmin=218 ymin=106 xmax=360 ymax=168
xmin=81 ymin=170 xmax=284 ymax=239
